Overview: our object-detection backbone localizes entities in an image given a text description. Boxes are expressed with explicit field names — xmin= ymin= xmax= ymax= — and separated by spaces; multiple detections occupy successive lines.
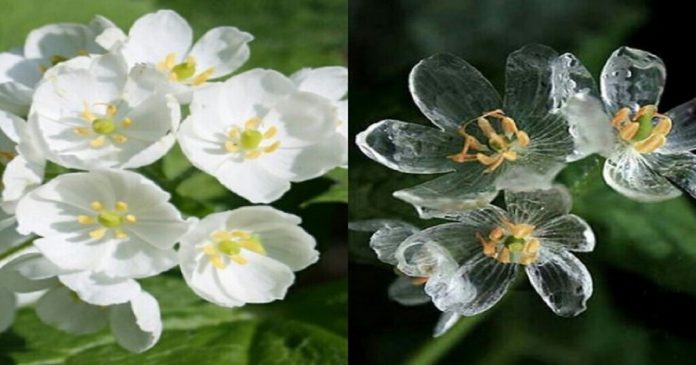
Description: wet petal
xmin=603 ymin=147 xmax=680 ymax=202
xmin=600 ymin=47 xmax=666 ymax=114
xmin=515 ymin=112 xmax=575 ymax=165
xmin=646 ymin=151 xmax=696 ymax=199
xmin=550 ymin=52 xmax=598 ymax=109
xmin=433 ymin=311 xmax=461 ymax=337
xmin=663 ymin=97 xmax=696 ymax=153
xmin=349 ymin=220 xmax=419 ymax=265
xmin=409 ymin=53 xmax=501 ymax=133
xmin=556 ymin=94 xmax=613 ymax=158
xmin=525 ymin=249 xmax=593 ymax=317
xmin=387 ymin=276 xmax=430 ymax=306
xmin=536 ymin=214 xmax=595 ymax=252
xmin=504 ymin=44 xmax=558 ymax=118
xmin=504 ymin=186 xmax=572 ymax=225
xmin=356 ymin=119 xmax=462 ymax=174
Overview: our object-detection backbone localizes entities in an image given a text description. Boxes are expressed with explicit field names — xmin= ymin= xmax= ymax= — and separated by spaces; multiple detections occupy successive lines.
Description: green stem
xmin=404 ymin=313 xmax=488 ymax=365
xmin=0 ymin=240 xmax=33 ymax=261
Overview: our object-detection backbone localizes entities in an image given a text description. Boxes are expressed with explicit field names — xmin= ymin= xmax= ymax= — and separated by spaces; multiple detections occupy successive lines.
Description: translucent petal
xmin=395 ymin=239 xmax=459 ymax=279
xmin=556 ymin=94 xmax=614 ymax=159
xmin=387 ymin=276 xmax=430 ymax=306
xmin=427 ymin=205 xmax=507 ymax=227
xmin=355 ymin=119 xmax=462 ymax=174
xmin=425 ymin=253 xmax=517 ymax=315
xmin=525 ymin=249 xmax=593 ymax=317
xmin=433 ymin=311 xmax=461 ymax=338
xmin=188 ymin=26 xmax=253 ymax=79
xmin=409 ymin=53 xmax=501 ymax=133
xmin=603 ymin=147 xmax=680 ymax=202
xmin=536 ymin=214 xmax=595 ymax=252
xmin=600 ymin=47 xmax=666 ymax=114
xmin=550 ymin=52 xmax=598 ymax=109
xmin=515 ymin=112 xmax=575 ymax=165
xmin=36 ymin=287 xmax=108 ymax=334
xmin=663 ymin=97 xmax=696 ymax=153
xmin=646 ymin=152 xmax=696 ymax=199
xmin=349 ymin=220 xmax=419 ymax=265
xmin=393 ymin=169 xmax=499 ymax=218
xmin=503 ymin=44 xmax=559 ymax=118
xmin=0 ymin=287 xmax=16 ymax=332
xmin=109 ymin=289 xmax=162 ymax=353
xmin=504 ymin=186 xmax=572 ymax=225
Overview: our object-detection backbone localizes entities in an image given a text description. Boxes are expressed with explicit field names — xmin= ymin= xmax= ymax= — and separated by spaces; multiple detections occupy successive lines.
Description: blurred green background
xmin=349 ymin=0 xmax=696 ymax=364
xmin=0 ymin=0 xmax=347 ymax=363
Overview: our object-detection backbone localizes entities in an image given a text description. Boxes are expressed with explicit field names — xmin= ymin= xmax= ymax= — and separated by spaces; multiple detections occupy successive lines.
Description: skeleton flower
xmin=0 ymin=16 xmax=117 ymax=116
xmin=397 ymin=187 xmax=595 ymax=317
xmin=178 ymin=69 xmax=344 ymax=203
xmin=28 ymin=53 xmax=180 ymax=170
xmin=291 ymin=66 xmax=348 ymax=167
xmin=357 ymin=45 xmax=584 ymax=217
xmin=104 ymin=9 xmax=253 ymax=103
xmin=15 ymin=169 xmax=189 ymax=279
xmin=555 ymin=46 xmax=696 ymax=202
xmin=178 ymin=206 xmax=318 ymax=307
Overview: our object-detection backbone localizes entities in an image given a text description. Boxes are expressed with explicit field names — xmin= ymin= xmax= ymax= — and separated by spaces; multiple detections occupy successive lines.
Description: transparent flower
xmin=356 ymin=45 xmax=583 ymax=217
xmin=28 ymin=52 xmax=180 ymax=170
xmin=105 ymin=9 xmax=253 ymax=103
xmin=15 ymin=169 xmax=189 ymax=279
xmin=178 ymin=69 xmax=344 ymax=203
xmin=178 ymin=206 xmax=318 ymax=307
xmin=555 ymin=46 xmax=696 ymax=202
xmin=397 ymin=187 xmax=595 ymax=317
xmin=0 ymin=16 xmax=117 ymax=116
xmin=291 ymin=66 xmax=348 ymax=167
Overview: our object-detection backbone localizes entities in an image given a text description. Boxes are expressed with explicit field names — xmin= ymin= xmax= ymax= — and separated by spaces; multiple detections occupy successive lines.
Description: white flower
xmin=15 ymin=169 xmax=189 ymax=279
xmin=0 ymin=287 xmax=14 ymax=332
xmin=28 ymin=52 xmax=181 ymax=170
xmin=107 ymin=9 xmax=253 ymax=103
xmin=291 ymin=66 xmax=348 ymax=166
xmin=0 ymin=16 xmax=117 ymax=116
xmin=178 ymin=206 xmax=318 ymax=307
xmin=178 ymin=69 xmax=345 ymax=203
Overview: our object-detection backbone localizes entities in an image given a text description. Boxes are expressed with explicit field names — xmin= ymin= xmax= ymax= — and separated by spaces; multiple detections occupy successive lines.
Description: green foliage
xmin=303 ymin=168 xmax=348 ymax=206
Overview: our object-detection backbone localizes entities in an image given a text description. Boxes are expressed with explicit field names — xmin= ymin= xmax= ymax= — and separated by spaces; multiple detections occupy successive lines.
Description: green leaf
xmin=302 ymin=168 xmax=348 ymax=206
xmin=0 ymin=277 xmax=347 ymax=364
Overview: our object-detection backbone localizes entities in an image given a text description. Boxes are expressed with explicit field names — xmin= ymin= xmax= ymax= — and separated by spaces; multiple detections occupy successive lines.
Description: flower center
xmin=448 ymin=109 xmax=530 ymax=173
xmin=611 ymin=105 xmax=672 ymax=154
xmin=75 ymin=102 xmax=133 ymax=148
xmin=477 ymin=220 xmax=539 ymax=265
xmin=224 ymin=117 xmax=281 ymax=160
xmin=76 ymin=201 xmax=137 ymax=240
xmin=202 ymin=230 xmax=266 ymax=268
xmin=157 ymin=53 xmax=215 ymax=86
xmin=37 ymin=49 xmax=88 ymax=73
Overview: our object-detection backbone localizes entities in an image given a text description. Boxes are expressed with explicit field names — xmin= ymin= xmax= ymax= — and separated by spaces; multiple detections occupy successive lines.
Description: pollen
xmin=81 ymin=201 xmax=137 ymax=240
xmin=477 ymin=220 xmax=540 ymax=265
xmin=224 ymin=117 xmax=281 ymax=159
xmin=611 ymin=105 xmax=672 ymax=154
xmin=203 ymin=230 xmax=267 ymax=269
xmin=80 ymin=102 xmax=132 ymax=148
xmin=448 ymin=109 xmax=529 ymax=173
xmin=115 ymin=201 xmax=128 ymax=211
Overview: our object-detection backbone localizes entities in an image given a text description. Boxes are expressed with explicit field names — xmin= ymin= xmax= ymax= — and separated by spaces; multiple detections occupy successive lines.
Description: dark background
xmin=349 ymin=1 xmax=696 ymax=364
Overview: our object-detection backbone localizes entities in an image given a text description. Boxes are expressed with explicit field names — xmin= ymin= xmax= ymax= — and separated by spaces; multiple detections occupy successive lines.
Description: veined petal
xmin=536 ymin=214 xmax=595 ymax=252
xmin=121 ymin=10 xmax=193 ymax=66
xmin=646 ymin=151 xmax=696 ymax=200
xmin=387 ymin=276 xmax=430 ymax=306
xmin=603 ymin=147 xmax=681 ymax=202
xmin=504 ymin=186 xmax=572 ymax=226
xmin=550 ymin=53 xmax=598 ymax=109
xmin=409 ymin=53 xmax=502 ymax=133
xmin=109 ymin=289 xmax=162 ymax=353
xmin=188 ymin=26 xmax=253 ymax=79
xmin=503 ymin=44 xmax=559 ymax=118
xmin=600 ymin=47 xmax=666 ymax=114
xmin=515 ymin=112 xmax=575 ymax=164
xmin=433 ymin=311 xmax=461 ymax=337
xmin=663 ymin=97 xmax=696 ymax=153
xmin=356 ymin=120 xmax=462 ymax=174
xmin=291 ymin=66 xmax=347 ymax=101
xmin=525 ymin=248 xmax=593 ymax=317
xmin=349 ymin=219 xmax=419 ymax=265
xmin=36 ymin=286 xmax=108 ymax=334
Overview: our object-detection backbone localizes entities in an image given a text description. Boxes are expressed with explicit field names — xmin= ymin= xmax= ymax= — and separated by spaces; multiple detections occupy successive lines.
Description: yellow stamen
xmin=115 ymin=201 xmax=128 ymax=212
xmin=634 ymin=134 xmax=666 ymax=154
xmin=501 ymin=117 xmax=518 ymax=134
xmin=653 ymin=116 xmax=672 ymax=135
xmin=411 ymin=277 xmax=428 ymax=285
xmin=105 ymin=104 xmax=117 ymax=118
xmin=228 ymin=127 xmax=241 ymax=139
xmin=477 ymin=117 xmax=497 ymax=138
xmin=489 ymin=227 xmax=504 ymax=240
xmin=158 ymin=53 xmax=177 ymax=70
xmin=111 ymin=134 xmax=127 ymax=144
xmin=264 ymin=141 xmax=281 ymax=154
xmin=618 ymin=122 xmax=639 ymax=141
xmin=82 ymin=102 xmax=95 ymax=122
xmin=192 ymin=67 xmax=215 ymax=86
xmin=125 ymin=214 xmax=137 ymax=224
xmin=90 ymin=201 xmax=104 ymax=211
xmin=230 ymin=255 xmax=247 ymax=265
xmin=524 ymin=238 xmax=540 ymax=254
xmin=245 ymin=150 xmax=262 ymax=159
xmin=225 ymin=141 xmax=239 ymax=153
xmin=516 ymin=131 xmax=530 ymax=147
xmin=89 ymin=136 xmax=106 ymax=148
xmin=611 ymin=107 xmax=630 ymax=128
xmin=245 ymin=117 xmax=262 ymax=130
xmin=497 ymin=248 xmax=511 ymax=264
xmin=121 ymin=117 xmax=133 ymax=128
xmin=73 ymin=127 xmax=91 ymax=136
xmin=77 ymin=215 xmax=94 ymax=224
xmin=264 ymin=126 xmax=277 ymax=139
xmin=89 ymin=228 xmax=107 ymax=239
xmin=114 ymin=230 xmax=128 ymax=239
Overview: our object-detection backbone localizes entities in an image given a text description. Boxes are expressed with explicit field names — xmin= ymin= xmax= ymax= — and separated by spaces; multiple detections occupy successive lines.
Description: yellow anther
xmin=476 ymin=153 xmax=498 ymax=166
xmin=192 ymin=67 xmax=215 ymax=86
xmin=501 ymin=117 xmax=518 ymax=134
xmin=245 ymin=117 xmax=262 ymax=130
xmin=505 ymin=222 xmax=535 ymax=238
xmin=121 ymin=117 xmax=133 ymax=128
xmin=115 ymin=201 xmax=128 ymax=212
xmin=501 ymin=150 xmax=518 ymax=161
xmin=158 ymin=53 xmax=177 ymax=70
xmin=264 ymin=141 xmax=281 ymax=154
xmin=225 ymin=141 xmax=239 ymax=153
xmin=89 ymin=228 xmax=107 ymax=239
xmin=524 ymin=238 xmax=540 ymax=254
xmin=211 ymin=231 xmax=232 ymax=241
xmin=485 ymin=156 xmax=505 ymax=173
xmin=618 ymin=122 xmax=639 ymax=141
xmin=90 ymin=201 xmax=104 ymax=211
xmin=89 ymin=136 xmax=106 ymax=148
xmin=125 ymin=214 xmax=137 ymax=224
xmin=477 ymin=117 xmax=497 ymax=138
xmin=635 ymin=105 xmax=657 ymax=120
xmin=245 ymin=150 xmax=263 ymax=159
xmin=516 ymin=131 xmax=530 ymax=147
xmin=467 ymin=135 xmax=486 ymax=151
xmin=611 ymin=107 xmax=630 ymax=128
xmin=497 ymin=248 xmax=511 ymax=264
xmin=520 ymin=254 xmax=538 ymax=266
xmin=489 ymin=227 xmax=504 ymax=240
xmin=210 ymin=254 xmax=225 ymax=269
xmin=634 ymin=134 xmax=666 ymax=154
xmin=114 ymin=230 xmax=128 ymax=239
xmin=230 ymin=255 xmax=248 ymax=265
xmin=239 ymin=239 xmax=266 ymax=255
xmin=77 ymin=215 xmax=94 ymax=224
xmin=82 ymin=102 xmax=95 ymax=122
xmin=228 ymin=127 xmax=241 ymax=139
xmin=653 ymin=116 xmax=672 ymax=135
xmin=264 ymin=126 xmax=278 ymax=139
xmin=111 ymin=134 xmax=127 ymax=144
xmin=73 ymin=127 xmax=91 ymax=136
xmin=105 ymin=104 xmax=117 ymax=118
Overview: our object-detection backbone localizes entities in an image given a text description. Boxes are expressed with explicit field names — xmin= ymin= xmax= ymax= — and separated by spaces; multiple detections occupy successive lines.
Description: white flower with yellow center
xmin=291 ymin=66 xmax=348 ymax=166
xmin=28 ymin=52 xmax=181 ymax=170
xmin=178 ymin=206 xmax=318 ymax=307
xmin=106 ymin=9 xmax=253 ymax=103
xmin=178 ymin=69 xmax=345 ymax=203
xmin=0 ymin=16 xmax=118 ymax=116
xmin=15 ymin=169 xmax=189 ymax=279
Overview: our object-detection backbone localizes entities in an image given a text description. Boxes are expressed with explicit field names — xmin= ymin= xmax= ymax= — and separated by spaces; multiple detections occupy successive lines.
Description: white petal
xmin=259 ymin=133 xmax=345 ymax=182
xmin=2 ymin=156 xmax=45 ymax=213
xmin=23 ymin=23 xmax=105 ymax=61
xmin=349 ymin=219 xmax=420 ymax=265
xmin=526 ymin=249 xmax=593 ymax=317
xmin=663 ymin=98 xmax=696 ymax=153
xmin=557 ymin=93 xmax=613 ymax=158
xmin=58 ymin=271 xmax=140 ymax=305
xmin=98 ymin=238 xmax=178 ymax=279
xmin=387 ymin=276 xmax=430 ymax=306
xmin=0 ymin=287 xmax=16 ymax=332
xmin=250 ymin=220 xmax=318 ymax=271
xmin=291 ymin=66 xmax=347 ymax=101
xmin=504 ymin=186 xmax=572 ymax=226
xmin=34 ymin=235 xmax=114 ymax=272
xmin=0 ymin=82 xmax=33 ymax=117
xmin=0 ymin=252 xmax=60 ymax=293
xmin=0 ymin=51 xmax=41 ymax=87
xmin=0 ymin=213 xmax=27 ymax=253
xmin=603 ymin=147 xmax=680 ymax=202
xmin=503 ymin=44 xmax=559 ymax=117
xmin=177 ymin=116 xmax=232 ymax=174
xmin=600 ymin=47 xmax=666 ymax=114
xmin=188 ymin=26 xmax=253 ymax=79
xmin=121 ymin=10 xmax=193 ymax=66
xmin=36 ymin=286 xmax=108 ymax=334
xmin=433 ymin=311 xmax=461 ymax=337
xmin=109 ymin=289 xmax=162 ymax=353
xmin=214 ymin=159 xmax=291 ymax=203
xmin=266 ymin=91 xmax=337 ymax=147
xmin=121 ymin=94 xmax=181 ymax=168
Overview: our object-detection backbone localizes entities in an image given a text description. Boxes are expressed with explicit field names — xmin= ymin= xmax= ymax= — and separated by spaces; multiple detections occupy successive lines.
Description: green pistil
xmin=240 ymin=130 xmax=263 ymax=149
xmin=218 ymin=240 xmax=242 ymax=255
xmin=98 ymin=211 xmax=123 ymax=228
xmin=632 ymin=111 xmax=656 ymax=141
xmin=92 ymin=118 xmax=116 ymax=135
xmin=172 ymin=61 xmax=196 ymax=80
xmin=503 ymin=236 xmax=526 ymax=251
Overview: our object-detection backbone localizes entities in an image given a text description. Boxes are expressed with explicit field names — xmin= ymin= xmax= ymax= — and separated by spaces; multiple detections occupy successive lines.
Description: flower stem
xmin=404 ymin=313 xmax=488 ymax=365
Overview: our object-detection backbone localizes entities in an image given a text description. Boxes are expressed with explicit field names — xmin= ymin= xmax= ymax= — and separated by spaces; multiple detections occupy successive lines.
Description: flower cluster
xmin=355 ymin=44 xmax=694 ymax=334
xmin=0 ymin=10 xmax=345 ymax=352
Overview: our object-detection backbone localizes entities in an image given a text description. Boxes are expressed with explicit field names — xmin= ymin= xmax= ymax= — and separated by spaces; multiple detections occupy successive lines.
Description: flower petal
xmin=663 ymin=97 xmax=696 ymax=153
xmin=214 ymin=159 xmax=291 ymax=204
xmin=550 ymin=53 xmax=598 ymax=108
xmin=409 ymin=53 xmax=502 ymax=133
xmin=536 ymin=214 xmax=595 ymax=252
xmin=33 ymin=235 xmax=114 ymax=273
xmin=645 ymin=151 xmax=696 ymax=199
xmin=425 ymin=253 xmax=518 ymax=315
xmin=0 ymin=82 xmax=33 ymax=117
xmin=23 ymin=23 xmax=105 ymax=61
xmin=291 ymin=66 xmax=347 ymax=101
xmin=557 ymin=94 xmax=614 ymax=158
xmin=0 ymin=252 xmax=60 ymax=293
xmin=58 ymin=271 xmax=140 ymax=306
xmin=349 ymin=219 xmax=419 ymax=265
xmin=525 ymin=249 xmax=593 ymax=317
xmin=388 ymin=276 xmax=430 ymax=306
xmin=109 ymin=289 xmax=162 ymax=353
xmin=121 ymin=10 xmax=193 ymax=65
xmin=504 ymin=186 xmax=571 ymax=225
xmin=188 ymin=26 xmax=253 ymax=79
xmin=603 ymin=147 xmax=680 ymax=202
xmin=600 ymin=47 xmax=666 ymax=114
xmin=0 ymin=287 xmax=15 ymax=332
xmin=36 ymin=286 xmax=108 ymax=334
xmin=433 ymin=311 xmax=461 ymax=337
xmin=503 ymin=44 xmax=558 ymax=117
xmin=356 ymin=119 xmax=462 ymax=174
xmin=515 ymin=112 xmax=575 ymax=166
